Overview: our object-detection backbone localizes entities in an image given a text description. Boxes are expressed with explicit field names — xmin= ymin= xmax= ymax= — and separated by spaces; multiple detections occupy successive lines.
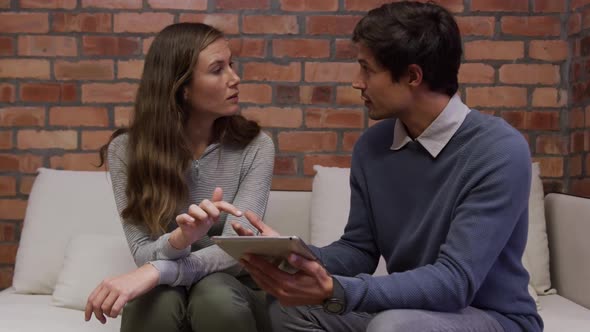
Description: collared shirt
xmin=391 ymin=94 xmax=471 ymax=158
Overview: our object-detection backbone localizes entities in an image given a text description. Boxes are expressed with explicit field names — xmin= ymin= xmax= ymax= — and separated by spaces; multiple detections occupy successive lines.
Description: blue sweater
xmin=312 ymin=110 xmax=543 ymax=331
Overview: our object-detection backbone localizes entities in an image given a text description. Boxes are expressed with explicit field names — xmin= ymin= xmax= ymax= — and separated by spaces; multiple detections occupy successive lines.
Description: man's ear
xmin=407 ymin=64 xmax=423 ymax=87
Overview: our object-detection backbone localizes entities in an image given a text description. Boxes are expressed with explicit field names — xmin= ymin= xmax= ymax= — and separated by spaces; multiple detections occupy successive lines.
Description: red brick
xmin=216 ymin=0 xmax=269 ymax=9
xmin=243 ymin=15 xmax=298 ymax=34
xmin=464 ymin=41 xmax=524 ymax=60
xmin=83 ymin=36 xmax=140 ymax=56
xmin=0 ymin=132 xmax=11 ymax=150
xmin=271 ymin=177 xmax=312 ymax=191
xmin=19 ymin=176 xmax=35 ymax=195
xmin=586 ymin=106 xmax=590 ymax=126
xmin=0 ymin=244 xmax=18 ymax=264
xmin=336 ymin=86 xmax=362 ymax=105
xmin=587 ymin=155 xmax=590 ymax=175
xmin=0 ymin=107 xmax=45 ymax=127
xmin=0 ymin=176 xmax=16 ymax=196
xmin=20 ymin=0 xmax=77 ymax=8
xmin=81 ymin=130 xmax=113 ymax=150
xmin=529 ymin=40 xmax=568 ymax=61
xmin=243 ymin=63 xmax=301 ymax=82
xmin=0 ymin=222 xmax=15 ymax=241
xmin=306 ymin=15 xmax=361 ymax=35
xmin=345 ymin=0 xmax=464 ymax=12
xmin=281 ymin=0 xmax=337 ymax=11
xmin=273 ymin=156 xmax=297 ymax=176
xmin=303 ymin=154 xmax=351 ymax=175
xmin=572 ymin=0 xmax=590 ymax=10
xmin=472 ymin=0 xmax=527 ymax=11
xmin=0 ymin=84 xmax=15 ymax=103
xmin=18 ymin=35 xmax=76 ymax=57
xmin=0 ymin=0 xmax=9 ymax=8
xmin=532 ymin=88 xmax=567 ymax=107
xmin=143 ymin=37 xmax=155 ymax=55
xmin=0 ymin=59 xmax=50 ymax=79
xmin=82 ymin=83 xmax=138 ymax=103
xmin=148 ymin=0 xmax=207 ymax=10
xmin=532 ymin=157 xmax=563 ymax=177
xmin=570 ymin=155 xmax=582 ymax=177
xmin=0 ymin=154 xmax=43 ymax=173
xmin=114 ymin=106 xmax=133 ymax=128
xmin=536 ymin=135 xmax=567 ymax=155
xmin=335 ymin=39 xmax=356 ymax=59
xmin=458 ymin=63 xmax=495 ymax=84
xmin=301 ymin=86 xmax=333 ymax=104
xmin=501 ymin=16 xmax=561 ymax=37
xmin=582 ymin=8 xmax=590 ymax=30
xmin=571 ymin=179 xmax=590 ymax=198
xmin=342 ymin=131 xmax=361 ymax=152
xmin=17 ymin=130 xmax=77 ymax=150
xmin=19 ymin=83 xmax=77 ymax=103
xmin=82 ymin=0 xmax=141 ymax=8
xmin=52 ymin=13 xmax=112 ymax=32
xmin=228 ymin=38 xmax=266 ymax=58
xmin=279 ymin=131 xmax=337 ymax=152
xmin=49 ymin=107 xmax=109 ymax=127
xmin=117 ymin=60 xmax=144 ymax=80
xmin=570 ymin=109 xmax=585 ymax=129
xmin=241 ymin=107 xmax=302 ymax=128
xmin=0 ymin=266 xmax=14 ymax=289
xmin=0 ymin=13 xmax=48 ymax=32
xmin=499 ymin=64 xmax=560 ymax=85
xmin=305 ymin=109 xmax=364 ymax=128
xmin=0 ymin=37 xmax=14 ymax=56
xmin=179 ymin=14 xmax=239 ymax=35
xmin=305 ymin=62 xmax=357 ymax=83
xmin=570 ymin=132 xmax=587 ymax=153
xmin=534 ymin=0 xmax=566 ymax=12
xmin=114 ymin=13 xmax=174 ymax=33
xmin=500 ymin=111 xmax=560 ymax=131
xmin=273 ymin=39 xmax=330 ymax=58
xmin=54 ymin=60 xmax=114 ymax=81
xmin=276 ymin=86 xmax=299 ymax=104
xmin=466 ymin=87 xmax=527 ymax=108
xmin=50 ymin=153 xmax=101 ymax=171
xmin=569 ymin=13 xmax=582 ymax=36
xmin=238 ymin=84 xmax=272 ymax=104
xmin=456 ymin=16 xmax=495 ymax=36
xmin=0 ymin=199 xmax=27 ymax=220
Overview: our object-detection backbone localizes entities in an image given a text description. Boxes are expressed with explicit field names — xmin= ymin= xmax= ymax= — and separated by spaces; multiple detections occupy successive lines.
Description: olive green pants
xmin=120 ymin=272 xmax=270 ymax=332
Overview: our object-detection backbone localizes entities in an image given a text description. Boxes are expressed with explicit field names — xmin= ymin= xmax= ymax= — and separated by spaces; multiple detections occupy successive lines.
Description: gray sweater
xmin=107 ymin=132 xmax=275 ymax=286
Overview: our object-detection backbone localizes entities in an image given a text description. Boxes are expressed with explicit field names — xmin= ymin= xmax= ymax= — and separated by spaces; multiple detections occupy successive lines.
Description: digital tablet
xmin=211 ymin=236 xmax=318 ymax=274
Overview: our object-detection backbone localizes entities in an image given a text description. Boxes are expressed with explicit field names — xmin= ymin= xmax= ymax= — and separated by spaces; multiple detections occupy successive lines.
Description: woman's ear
xmin=183 ymin=87 xmax=189 ymax=101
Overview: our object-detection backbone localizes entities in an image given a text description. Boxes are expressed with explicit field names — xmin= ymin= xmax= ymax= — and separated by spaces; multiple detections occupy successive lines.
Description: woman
xmin=84 ymin=22 xmax=274 ymax=332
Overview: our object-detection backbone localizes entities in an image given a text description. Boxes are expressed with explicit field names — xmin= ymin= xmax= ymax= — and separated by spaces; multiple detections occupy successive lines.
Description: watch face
xmin=324 ymin=298 xmax=345 ymax=314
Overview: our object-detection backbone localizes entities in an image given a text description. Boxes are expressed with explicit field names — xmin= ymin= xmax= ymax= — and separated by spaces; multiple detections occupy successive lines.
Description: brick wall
xmin=569 ymin=0 xmax=590 ymax=197
xmin=0 ymin=0 xmax=587 ymax=289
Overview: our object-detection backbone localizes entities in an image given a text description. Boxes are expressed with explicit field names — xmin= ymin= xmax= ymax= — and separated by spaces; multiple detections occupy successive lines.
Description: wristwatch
xmin=322 ymin=277 xmax=346 ymax=314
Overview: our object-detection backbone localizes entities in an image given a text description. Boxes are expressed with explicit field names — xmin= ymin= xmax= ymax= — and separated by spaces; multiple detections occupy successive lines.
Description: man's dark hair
xmin=352 ymin=1 xmax=462 ymax=97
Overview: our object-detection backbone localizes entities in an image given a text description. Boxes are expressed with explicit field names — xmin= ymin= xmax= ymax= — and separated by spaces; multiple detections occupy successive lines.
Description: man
xmin=233 ymin=1 xmax=542 ymax=331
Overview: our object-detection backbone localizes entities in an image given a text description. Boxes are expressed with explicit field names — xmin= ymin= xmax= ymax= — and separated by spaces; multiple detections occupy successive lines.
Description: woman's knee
xmin=121 ymin=285 xmax=187 ymax=332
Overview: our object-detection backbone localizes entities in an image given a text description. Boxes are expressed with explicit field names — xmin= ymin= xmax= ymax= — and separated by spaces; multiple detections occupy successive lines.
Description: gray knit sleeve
xmin=107 ymin=134 xmax=191 ymax=270
xmin=156 ymin=132 xmax=275 ymax=286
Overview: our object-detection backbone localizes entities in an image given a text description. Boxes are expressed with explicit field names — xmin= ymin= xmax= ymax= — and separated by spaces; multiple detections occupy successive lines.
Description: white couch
xmin=0 ymin=168 xmax=589 ymax=331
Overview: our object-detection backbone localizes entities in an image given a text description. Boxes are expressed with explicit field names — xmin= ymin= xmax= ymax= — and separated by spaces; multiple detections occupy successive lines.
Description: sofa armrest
xmin=544 ymin=193 xmax=590 ymax=309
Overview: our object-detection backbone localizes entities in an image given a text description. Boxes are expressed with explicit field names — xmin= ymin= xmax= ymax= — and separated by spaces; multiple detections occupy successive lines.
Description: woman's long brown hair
xmin=98 ymin=23 xmax=260 ymax=237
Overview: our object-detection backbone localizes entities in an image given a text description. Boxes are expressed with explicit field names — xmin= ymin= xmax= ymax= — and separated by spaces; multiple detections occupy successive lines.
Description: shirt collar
xmin=391 ymin=94 xmax=471 ymax=158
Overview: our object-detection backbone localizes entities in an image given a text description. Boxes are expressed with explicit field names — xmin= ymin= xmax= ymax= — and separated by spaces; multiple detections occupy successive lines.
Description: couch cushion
xmin=308 ymin=166 xmax=388 ymax=276
xmin=539 ymin=294 xmax=590 ymax=332
xmin=51 ymin=234 xmax=136 ymax=311
xmin=13 ymin=168 xmax=123 ymax=294
xmin=0 ymin=288 xmax=120 ymax=332
xmin=525 ymin=162 xmax=554 ymax=295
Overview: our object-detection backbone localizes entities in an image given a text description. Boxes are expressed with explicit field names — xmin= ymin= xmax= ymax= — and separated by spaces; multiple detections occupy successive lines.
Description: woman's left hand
xmin=84 ymin=264 xmax=160 ymax=324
